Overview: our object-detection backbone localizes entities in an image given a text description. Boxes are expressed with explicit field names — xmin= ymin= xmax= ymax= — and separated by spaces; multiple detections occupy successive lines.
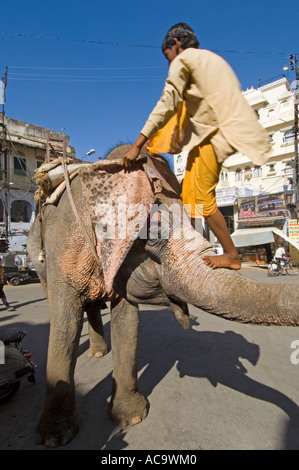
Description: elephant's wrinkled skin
xmin=28 ymin=145 xmax=299 ymax=447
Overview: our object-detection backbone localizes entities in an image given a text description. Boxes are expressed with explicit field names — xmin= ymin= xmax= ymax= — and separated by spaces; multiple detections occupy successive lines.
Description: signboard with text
xmin=288 ymin=219 xmax=299 ymax=242
xmin=238 ymin=193 xmax=286 ymax=221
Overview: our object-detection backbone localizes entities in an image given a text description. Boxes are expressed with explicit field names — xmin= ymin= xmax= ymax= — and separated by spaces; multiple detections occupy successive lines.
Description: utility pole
xmin=289 ymin=55 xmax=299 ymax=217
xmin=0 ymin=67 xmax=9 ymax=251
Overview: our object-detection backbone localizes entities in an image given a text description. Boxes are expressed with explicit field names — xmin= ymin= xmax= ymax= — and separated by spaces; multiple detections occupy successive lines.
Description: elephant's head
xmin=80 ymin=144 xmax=299 ymax=327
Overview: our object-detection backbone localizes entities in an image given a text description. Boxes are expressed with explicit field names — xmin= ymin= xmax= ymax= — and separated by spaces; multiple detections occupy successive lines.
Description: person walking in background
xmin=122 ymin=22 xmax=272 ymax=269
xmin=0 ymin=259 xmax=15 ymax=311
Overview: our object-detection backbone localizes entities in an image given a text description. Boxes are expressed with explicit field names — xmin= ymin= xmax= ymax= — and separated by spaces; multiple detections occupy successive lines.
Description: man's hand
xmin=121 ymin=134 xmax=148 ymax=168
xmin=121 ymin=146 xmax=141 ymax=168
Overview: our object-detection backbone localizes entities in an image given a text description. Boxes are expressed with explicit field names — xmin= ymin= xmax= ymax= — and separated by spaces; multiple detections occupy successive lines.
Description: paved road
xmin=0 ymin=267 xmax=299 ymax=450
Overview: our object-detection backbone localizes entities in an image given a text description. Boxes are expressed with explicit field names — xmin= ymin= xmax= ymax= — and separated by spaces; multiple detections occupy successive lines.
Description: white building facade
xmin=173 ymin=76 xmax=298 ymax=262
xmin=0 ymin=115 xmax=75 ymax=252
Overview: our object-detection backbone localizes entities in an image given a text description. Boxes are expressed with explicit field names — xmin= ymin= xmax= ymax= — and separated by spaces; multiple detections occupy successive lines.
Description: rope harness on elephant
xmin=60 ymin=157 xmax=102 ymax=268
xmin=33 ymin=157 xmax=102 ymax=266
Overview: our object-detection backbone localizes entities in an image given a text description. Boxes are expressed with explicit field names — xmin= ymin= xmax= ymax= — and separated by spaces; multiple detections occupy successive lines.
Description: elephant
xmin=27 ymin=144 xmax=299 ymax=448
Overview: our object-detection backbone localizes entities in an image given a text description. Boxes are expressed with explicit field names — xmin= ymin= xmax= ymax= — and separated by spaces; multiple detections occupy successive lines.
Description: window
xmin=268 ymin=164 xmax=276 ymax=174
xmin=13 ymin=156 xmax=27 ymax=176
xmin=280 ymin=98 xmax=289 ymax=107
xmin=268 ymin=108 xmax=275 ymax=119
xmin=235 ymin=168 xmax=242 ymax=181
xmin=284 ymin=161 xmax=294 ymax=174
xmin=11 ymin=200 xmax=32 ymax=223
xmin=284 ymin=129 xmax=295 ymax=143
xmin=244 ymin=166 xmax=252 ymax=180
xmin=253 ymin=166 xmax=262 ymax=178
xmin=36 ymin=156 xmax=44 ymax=168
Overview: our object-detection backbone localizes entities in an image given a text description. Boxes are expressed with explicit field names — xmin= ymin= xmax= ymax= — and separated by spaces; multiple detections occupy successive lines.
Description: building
xmin=0 ymin=115 xmax=75 ymax=252
xmin=173 ymin=76 xmax=299 ymax=262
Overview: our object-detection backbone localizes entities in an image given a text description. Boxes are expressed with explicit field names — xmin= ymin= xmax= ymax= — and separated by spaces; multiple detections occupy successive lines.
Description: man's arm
xmin=122 ymin=53 xmax=190 ymax=168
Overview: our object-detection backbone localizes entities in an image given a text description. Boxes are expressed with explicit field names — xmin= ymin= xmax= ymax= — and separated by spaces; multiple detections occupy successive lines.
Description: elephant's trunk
xmin=156 ymin=228 xmax=299 ymax=326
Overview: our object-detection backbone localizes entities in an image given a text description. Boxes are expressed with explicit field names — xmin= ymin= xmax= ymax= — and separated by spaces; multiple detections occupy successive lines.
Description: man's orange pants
xmin=181 ymin=142 xmax=222 ymax=218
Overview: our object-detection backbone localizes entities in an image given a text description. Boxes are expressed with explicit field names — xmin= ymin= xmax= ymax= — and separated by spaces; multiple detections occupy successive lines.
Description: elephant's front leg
xmin=36 ymin=293 xmax=83 ymax=448
xmin=109 ymin=298 xmax=148 ymax=426
xmin=86 ymin=300 xmax=109 ymax=358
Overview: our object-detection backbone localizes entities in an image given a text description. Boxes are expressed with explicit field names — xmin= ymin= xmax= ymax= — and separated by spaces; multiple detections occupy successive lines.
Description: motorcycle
xmin=0 ymin=329 xmax=36 ymax=404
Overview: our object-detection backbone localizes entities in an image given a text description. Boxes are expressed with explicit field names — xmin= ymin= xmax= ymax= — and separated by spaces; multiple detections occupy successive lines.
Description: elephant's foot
xmin=88 ymin=339 xmax=109 ymax=358
xmin=109 ymin=391 xmax=148 ymax=427
xmin=36 ymin=408 xmax=80 ymax=448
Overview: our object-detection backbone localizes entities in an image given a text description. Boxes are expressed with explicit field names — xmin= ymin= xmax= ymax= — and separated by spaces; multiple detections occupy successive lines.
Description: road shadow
xmin=1 ymin=306 xmax=299 ymax=450
xmin=8 ymin=298 xmax=47 ymax=309
xmin=73 ymin=307 xmax=299 ymax=450
xmin=0 ymin=313 xmax=19 ymax=322
xmin=137 ymin=309 xmax=299 ymax=450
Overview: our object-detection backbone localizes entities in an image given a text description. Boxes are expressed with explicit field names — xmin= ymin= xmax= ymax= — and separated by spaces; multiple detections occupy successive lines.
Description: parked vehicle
xmin=0 ymin=329 xmax=36 ymax=404
xmin=4 ymin=266 xmax=39 ymax=286
xmin=0 ymin=251 xmax=40 ymax=286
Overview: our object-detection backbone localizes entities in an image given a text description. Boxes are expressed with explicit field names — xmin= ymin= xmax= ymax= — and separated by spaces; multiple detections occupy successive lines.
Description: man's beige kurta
xmin=141 ymin=48 xmax=272 ymax=164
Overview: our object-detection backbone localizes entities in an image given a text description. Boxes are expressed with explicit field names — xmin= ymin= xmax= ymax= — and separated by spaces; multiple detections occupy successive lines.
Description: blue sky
xmin=1 ymin=0 xmax=298 ymax=162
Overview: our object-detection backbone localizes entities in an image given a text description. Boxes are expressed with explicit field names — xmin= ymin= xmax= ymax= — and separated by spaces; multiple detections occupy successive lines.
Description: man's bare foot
xmin=202 ymin=253 xmax=241 ymax=270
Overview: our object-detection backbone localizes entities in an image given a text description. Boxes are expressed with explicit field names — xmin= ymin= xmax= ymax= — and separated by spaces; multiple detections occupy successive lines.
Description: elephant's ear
xmin=80 ymin=160 xmax=155 ymax=294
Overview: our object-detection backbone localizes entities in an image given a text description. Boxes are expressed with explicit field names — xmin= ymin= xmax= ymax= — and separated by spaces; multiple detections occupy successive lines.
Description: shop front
xmin=232 ymin=192 xmax=299 ymax=264
xmin=231 ymin=226 xmax=299 ymax=264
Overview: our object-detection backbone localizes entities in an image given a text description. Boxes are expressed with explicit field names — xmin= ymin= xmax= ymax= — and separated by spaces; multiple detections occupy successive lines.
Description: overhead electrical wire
xmin=0 ymin=32 xmax=160 ymax=49
xmin=6 ymin=68 xmax=288 ymax=83
xmin=6 ymin=59 xmax=291 ymax=84
xmin=6 ymin=63 xmax=167 ymax=81
xmin=0 ymin=31 xmax=297 ymax=56
xmin=8 ymin=65 xmax=166 ymax=70
xmin=7 ymin=56 xmax=282 ymax=71
xmin=9 ymin=77 xmax=165 ymax=82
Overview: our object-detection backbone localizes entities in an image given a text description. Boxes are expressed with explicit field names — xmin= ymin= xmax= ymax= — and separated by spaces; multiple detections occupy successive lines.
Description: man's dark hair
xmin=162 ymin=23 xmax=200 ymax=52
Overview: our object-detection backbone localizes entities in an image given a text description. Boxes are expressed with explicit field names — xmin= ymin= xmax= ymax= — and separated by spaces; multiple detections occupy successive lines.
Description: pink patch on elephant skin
xmin=80 ymin=163 xmax=155 ymax=293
